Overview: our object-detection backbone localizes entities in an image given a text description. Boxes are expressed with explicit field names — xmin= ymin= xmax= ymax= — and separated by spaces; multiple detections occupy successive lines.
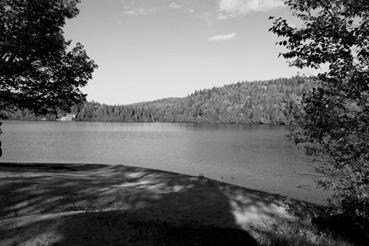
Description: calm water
xmin=0 ymin=121 xmax=329 ymax=204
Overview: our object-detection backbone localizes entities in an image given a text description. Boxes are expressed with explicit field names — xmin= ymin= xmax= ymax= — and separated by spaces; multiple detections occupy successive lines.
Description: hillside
xmin=4 ymin=77 xmax=315 ymax=124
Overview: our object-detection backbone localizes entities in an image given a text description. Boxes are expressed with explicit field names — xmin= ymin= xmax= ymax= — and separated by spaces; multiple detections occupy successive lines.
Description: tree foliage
xmin=0 ymin=0 xmax=97 ymax=156
xmin=270 ymin=0 xmax=369 ymax=227
xmin=5 ymin=77 xmax=313 ymax=124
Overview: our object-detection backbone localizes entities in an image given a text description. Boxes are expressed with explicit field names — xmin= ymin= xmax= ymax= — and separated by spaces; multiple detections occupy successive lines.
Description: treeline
xmin=2 ymin=109 xmax=58 ymax=121
xmin=4 ymin=77 xmax=314 ymax=124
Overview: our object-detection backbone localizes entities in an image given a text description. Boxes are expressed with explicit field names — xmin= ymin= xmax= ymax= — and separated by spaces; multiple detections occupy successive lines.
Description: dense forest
xmin=4 ymin=77 xmax=314 ymax=125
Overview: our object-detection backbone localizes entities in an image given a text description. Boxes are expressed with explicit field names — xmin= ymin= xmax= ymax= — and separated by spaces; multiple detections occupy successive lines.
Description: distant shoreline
xmin=1 ymin=119 xmax=290 ymax=126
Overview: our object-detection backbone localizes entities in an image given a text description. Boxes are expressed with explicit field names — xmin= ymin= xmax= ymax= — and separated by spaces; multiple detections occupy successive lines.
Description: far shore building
xmin=58 ymin=113 xmax=76 ymax=121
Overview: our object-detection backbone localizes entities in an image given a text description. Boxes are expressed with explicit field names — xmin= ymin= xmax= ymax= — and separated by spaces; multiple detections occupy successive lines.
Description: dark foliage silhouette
xmin=0 ymin=0 xmax=97 ymax=156
xmin=270 ymin=0 xmax=369 ymax=230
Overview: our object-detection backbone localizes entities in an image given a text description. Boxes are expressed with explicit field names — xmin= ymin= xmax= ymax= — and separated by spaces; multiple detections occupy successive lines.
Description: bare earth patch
xmin=0 ymin=163 xmax=352 ymax=246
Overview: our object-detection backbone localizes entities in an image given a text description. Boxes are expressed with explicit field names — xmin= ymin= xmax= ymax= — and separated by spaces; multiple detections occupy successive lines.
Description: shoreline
xmin=1 ymin=119 xmax=290 ymax=126
xmin=0 ymin=162 xmax=355 ymax=246
xmin=0 ymin=161 xmax=328 ymax=205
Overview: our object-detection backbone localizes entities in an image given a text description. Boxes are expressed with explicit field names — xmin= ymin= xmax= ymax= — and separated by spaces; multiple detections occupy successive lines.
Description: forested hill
xmin=6 ymin=77 xmax=314 ymax=124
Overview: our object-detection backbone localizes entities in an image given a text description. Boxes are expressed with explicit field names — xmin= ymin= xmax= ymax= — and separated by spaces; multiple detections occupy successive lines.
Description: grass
xmin=253 ymin=219 xmax=352 ymax=246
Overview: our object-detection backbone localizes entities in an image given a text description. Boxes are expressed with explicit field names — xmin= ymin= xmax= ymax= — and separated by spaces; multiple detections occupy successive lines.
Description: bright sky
xmin=64 ymin=0 xmax=313 ymax=105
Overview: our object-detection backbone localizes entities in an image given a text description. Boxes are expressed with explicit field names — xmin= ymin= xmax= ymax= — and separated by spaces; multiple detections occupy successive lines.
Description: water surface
xmin=0 ymin=121 xmax=328 ymax=204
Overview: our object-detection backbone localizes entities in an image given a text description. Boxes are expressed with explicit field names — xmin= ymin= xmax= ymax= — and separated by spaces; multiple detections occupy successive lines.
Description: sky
xmin=64 ymin=0 xmax=315 ymax=105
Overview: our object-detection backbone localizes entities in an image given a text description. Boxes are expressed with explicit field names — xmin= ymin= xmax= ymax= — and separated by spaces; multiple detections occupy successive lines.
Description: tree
xmin=270 ymin=0 xmax=369 ymax=227
xmin=0 ymin=0 xmax=97 ymax=156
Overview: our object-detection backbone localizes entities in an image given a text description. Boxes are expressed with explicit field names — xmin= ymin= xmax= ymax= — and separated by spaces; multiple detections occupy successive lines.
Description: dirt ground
xmin=0 ymin=163 xmax=321 ymax=246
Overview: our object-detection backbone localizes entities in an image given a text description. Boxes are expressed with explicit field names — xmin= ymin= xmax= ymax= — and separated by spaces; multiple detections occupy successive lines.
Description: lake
xmin=0 ymin=121 xmax=329 ymax=204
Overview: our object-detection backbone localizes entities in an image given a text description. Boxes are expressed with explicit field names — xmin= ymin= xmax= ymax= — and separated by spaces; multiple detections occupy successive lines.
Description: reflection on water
xmin=0 ymin=121 xmax=329 ymax=204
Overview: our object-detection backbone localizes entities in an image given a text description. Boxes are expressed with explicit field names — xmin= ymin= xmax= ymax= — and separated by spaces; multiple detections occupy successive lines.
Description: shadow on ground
xmin=0 ymin=163 xmax=322 ymax=246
